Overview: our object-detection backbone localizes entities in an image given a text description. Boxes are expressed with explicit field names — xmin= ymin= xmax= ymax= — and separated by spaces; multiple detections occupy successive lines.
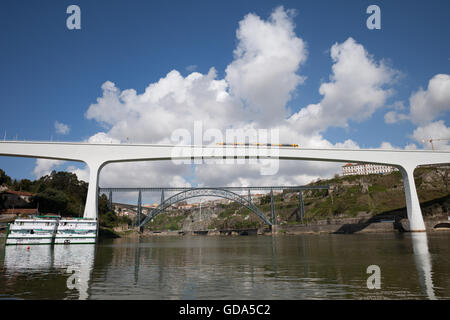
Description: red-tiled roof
xmin=343 ymin=163 xmax=354 ymax=167
xmin=2 ymin=190 xmax=34 ymax=196
xmin=0 ymin=208 xmax=38 ymax=215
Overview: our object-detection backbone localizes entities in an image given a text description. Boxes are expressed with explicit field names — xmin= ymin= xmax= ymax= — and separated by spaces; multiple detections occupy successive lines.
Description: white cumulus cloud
xmin=185 ymin=65 xmax=197 ymax=72
xmin=384 ymin=74 xmax=450 ymax=150
xmin=33 ymin=159 xmax=65 ymax=178
xmin=384 ymin=110 xmax=409 ymax=124
xmin=54 ymin=121 xmax=70 ymax=135
xmin=225 ymin=6 xmax=307 ymax=126
xmin=412 ymin=120 xmax=450 ymax=150
xmin=409 ymin=74 xmax=450 ymax=124
xmin=36 ymin=7 xmax=410 ymax=198
xmin=288 ymin=37 xmax=399 ymax=133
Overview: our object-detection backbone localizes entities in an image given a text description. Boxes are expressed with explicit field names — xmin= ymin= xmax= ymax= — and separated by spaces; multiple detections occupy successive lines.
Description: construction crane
xmin=422 ymin=138 xmax=450 ymax=150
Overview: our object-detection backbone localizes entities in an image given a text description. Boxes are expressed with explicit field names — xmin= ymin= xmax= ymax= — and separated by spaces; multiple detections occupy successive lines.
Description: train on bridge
xmin=216 ymin=142 xmax=299 ymax=147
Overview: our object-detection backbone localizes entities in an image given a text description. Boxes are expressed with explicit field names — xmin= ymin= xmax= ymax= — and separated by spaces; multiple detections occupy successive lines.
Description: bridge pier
xmin=271 ymin=224 xmax=279 ymax=235
xmin=270 ymin=189 xmax=276 ymax=226
xmin=399 ymin=165 xmax=426 ymax=232
xmin=83 ymin=161 xmax=101 ymax=220
xmin=137 ymin=190 xmax=142 ymax=227
xmin=108 ymin=190 xmax=113 ymax=211
xmin=298 ymin=190 xmax=305 ymax=222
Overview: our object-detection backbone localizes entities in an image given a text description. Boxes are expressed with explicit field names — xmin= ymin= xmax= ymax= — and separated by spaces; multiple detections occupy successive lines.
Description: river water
xmin=0 ymin=233 xmax=449 ymax=300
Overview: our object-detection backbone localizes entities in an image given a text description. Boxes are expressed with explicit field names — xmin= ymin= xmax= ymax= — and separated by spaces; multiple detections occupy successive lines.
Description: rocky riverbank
xmin=115 ymin=215 xmax=450 ymax=237
xmin=277 ymin=216 xmax=450 ymax=235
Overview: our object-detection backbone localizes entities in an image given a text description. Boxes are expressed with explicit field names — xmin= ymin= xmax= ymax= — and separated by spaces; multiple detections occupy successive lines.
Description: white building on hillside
xmin=342 ymin=163 xmax=398 ymax=176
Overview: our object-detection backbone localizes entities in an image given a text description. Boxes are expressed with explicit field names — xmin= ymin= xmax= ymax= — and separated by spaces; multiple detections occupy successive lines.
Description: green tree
xmin=0 ymin=169 xmax=12 ymax=186
xmin=260 ymin=194 xmax=271 ymax=205
xmin=31 ymin=188 xmax=69 ymax=215
xmin=32 ymin=171 xmax=88 ymax=216
xmin=16 ymin=179 xmax=32 ymax=191
xmin=98 ymin=194 xmax=117 ymax=228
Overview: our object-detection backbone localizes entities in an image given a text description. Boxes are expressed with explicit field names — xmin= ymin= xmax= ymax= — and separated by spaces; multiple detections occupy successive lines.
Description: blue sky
xmin=0 ymin=0 xmax=449 ymax=185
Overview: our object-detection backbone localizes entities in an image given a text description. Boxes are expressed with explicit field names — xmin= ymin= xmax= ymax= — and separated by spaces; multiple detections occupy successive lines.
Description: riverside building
xmin=342 ymin=163 xmax=398 ymax=176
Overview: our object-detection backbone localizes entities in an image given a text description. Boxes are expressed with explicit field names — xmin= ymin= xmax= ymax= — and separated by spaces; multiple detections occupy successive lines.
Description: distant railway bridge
xmin=100 ymin=185 xmax=330 ymax=228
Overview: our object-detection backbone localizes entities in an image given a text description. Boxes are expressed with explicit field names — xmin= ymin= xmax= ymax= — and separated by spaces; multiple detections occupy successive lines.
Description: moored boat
xmin=5 ymin=216 xmax=59 ymax=245
xmin=5 ymin=216 xmax=98 ymax=245
xmin=54 ymin=218 xmax=97 ymax=244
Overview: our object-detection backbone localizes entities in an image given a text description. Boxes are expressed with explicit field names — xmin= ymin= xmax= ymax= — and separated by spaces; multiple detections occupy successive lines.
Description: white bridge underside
xmin=1 ymin=141 xmax=449 ymax=232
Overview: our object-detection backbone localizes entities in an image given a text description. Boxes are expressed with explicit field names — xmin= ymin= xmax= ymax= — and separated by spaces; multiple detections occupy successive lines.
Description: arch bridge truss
xmin=100 ymin=185 xmax=330 ymax=229
xmin=141 ymin=188 xmax=271 ymax=227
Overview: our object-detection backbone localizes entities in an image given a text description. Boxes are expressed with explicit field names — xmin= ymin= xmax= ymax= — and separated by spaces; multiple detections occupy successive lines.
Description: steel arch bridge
xmin=138 ymin=188 xmax=272 ymax=227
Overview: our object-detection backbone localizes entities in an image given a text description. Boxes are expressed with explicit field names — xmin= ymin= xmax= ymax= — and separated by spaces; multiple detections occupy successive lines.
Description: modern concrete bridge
xmin=1 ymin=141 xmax=449 ymax=232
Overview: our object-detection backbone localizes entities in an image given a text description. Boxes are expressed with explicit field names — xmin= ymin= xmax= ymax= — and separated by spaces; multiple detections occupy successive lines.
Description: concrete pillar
xmin=271 ymin=224 xmax=279 ymax=235
xmin=399 ymin=165 xmax=426 ymax=232
xmin=137 ymin=190 xmax=142 ymax=227
xmin=83 ymin=161 xmax=102 ymax=220
xmin=108 ymin=190 xmax=112 ymax=211
xmin=298 ymin=190 xmax=305 ymax=222
xmin=270 ymin=189 xmax=275 ymax=225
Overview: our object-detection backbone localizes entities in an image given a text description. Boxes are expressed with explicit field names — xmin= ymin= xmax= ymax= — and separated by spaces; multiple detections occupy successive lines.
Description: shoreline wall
xmin=117 ymin=216 xmax=450 ymax=237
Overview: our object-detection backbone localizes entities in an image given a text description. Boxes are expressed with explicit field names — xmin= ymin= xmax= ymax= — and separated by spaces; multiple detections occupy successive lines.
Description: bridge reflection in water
xmin=411 ymin=233 xmax=436 ymax=300
xmin=0 ymin=233 xmax=444 ymax=299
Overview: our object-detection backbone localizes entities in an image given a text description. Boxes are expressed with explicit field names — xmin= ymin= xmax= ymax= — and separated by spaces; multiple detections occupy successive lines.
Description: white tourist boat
xmin=54 ymin=218 xmax=97 ymax=244
xmin=5 ymin=216 xmax=59 ymax=245
xmin=5 ymin=216 xmax=98 ymax=245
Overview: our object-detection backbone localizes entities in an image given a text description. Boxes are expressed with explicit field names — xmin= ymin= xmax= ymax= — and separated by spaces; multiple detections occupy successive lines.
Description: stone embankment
xmin=115 ymin=216 xmax=450 ymax=237
xmin=278 ymin=216 xmax=450 ymax=235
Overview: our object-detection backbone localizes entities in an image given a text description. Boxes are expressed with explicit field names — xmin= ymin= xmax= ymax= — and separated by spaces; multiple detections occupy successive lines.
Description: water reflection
xmin=3 ymin=244 xmax=95 ymax=300
xmin=4 ymin=245 xmax=54 ymax=272
xmin=134 ymin=241 xmax=141 ymax=285
xmin=271 ymin=235 xmax=278 ymax=277
xmin=96 ymin=236 xmax=351 ymax=299
xmin=55 ymin=245 xmax=96 ymax=300
xmin=1 ymin=233 xmax=449 ymax=300
xmin=410 ymin=233 xmax=436 ymax=300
